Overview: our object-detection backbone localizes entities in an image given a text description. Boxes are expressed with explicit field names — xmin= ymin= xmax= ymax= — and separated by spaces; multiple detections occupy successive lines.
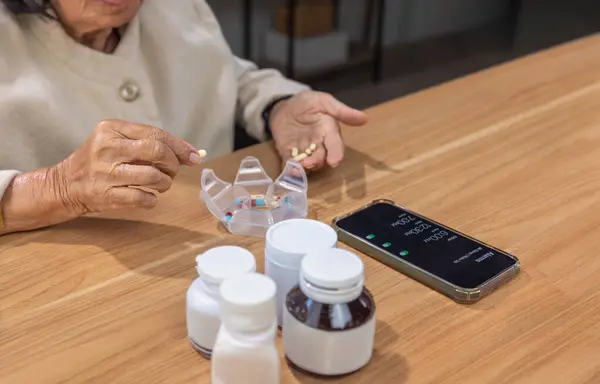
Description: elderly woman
xmin=0 ymin=0 xmax=368 ymax=235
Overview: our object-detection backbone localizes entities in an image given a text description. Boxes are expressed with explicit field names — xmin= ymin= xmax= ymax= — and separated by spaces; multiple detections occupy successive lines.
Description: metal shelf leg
xmin=243 ymin=0 xmax=253 ymax=59
xmin=373 ymin=0 xmax=385 ymax=83
xmin=286 ymin=0 xmax=297 ymax=79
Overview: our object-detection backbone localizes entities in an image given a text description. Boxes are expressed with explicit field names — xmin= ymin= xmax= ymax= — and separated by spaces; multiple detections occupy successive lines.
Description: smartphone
xmin=332 ymin=200 xmax=520 ymax=304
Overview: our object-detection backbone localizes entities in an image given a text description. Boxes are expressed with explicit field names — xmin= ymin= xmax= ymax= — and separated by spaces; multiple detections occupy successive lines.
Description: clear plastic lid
xmin=219 ymin=273 xmax=277 ymax=333
xmin=265 ymin=219 xmax=338 ymax=268
xmin=195 ymin=246 xmax=257 ymax=286
xmin=300 ymin=248 xmax=365 ymax=304
xmin=200 ymin=156 xmax=309 ymax=237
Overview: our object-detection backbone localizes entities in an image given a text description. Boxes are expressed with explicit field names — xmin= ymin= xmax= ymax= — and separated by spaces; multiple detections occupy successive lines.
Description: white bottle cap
xmin=265 ymin=219 xmax=338 ymax=268
xmin=196 ymin=246 xmax=256 ymax=286
xmin=219 ymin=273 xmax=277 ymax=333
xmin=300 ymin=248 xmax=365 ymax=304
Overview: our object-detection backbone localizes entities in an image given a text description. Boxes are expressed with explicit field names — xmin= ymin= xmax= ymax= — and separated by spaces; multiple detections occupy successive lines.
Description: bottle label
xmin=186 ymin=284 xmax=221 ymax=355
xmin=189 ymin=337 xmax=213 ymax=358
xmin=283 ymin=309 xmax=375 ymax=376
xmin=212 ymin=327 xmax=280 ymax=384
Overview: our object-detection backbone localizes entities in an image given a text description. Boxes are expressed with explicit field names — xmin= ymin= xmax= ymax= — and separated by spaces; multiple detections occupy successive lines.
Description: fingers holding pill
xmin=54 ymin=119 xmax=209 ymax=216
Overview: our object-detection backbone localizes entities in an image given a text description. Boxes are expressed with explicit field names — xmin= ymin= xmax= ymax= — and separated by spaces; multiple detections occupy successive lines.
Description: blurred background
xmin=207 ymin=0 xmax=600 ymax=149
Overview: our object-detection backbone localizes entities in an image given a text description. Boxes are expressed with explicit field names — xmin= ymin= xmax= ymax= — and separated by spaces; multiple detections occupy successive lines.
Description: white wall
xmin=207 ymin=0 xmax=508 ymax=60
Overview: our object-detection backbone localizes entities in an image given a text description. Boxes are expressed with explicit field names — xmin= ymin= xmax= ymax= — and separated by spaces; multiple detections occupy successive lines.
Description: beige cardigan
xmin=0 ymin=0 xmax=308 ymax=201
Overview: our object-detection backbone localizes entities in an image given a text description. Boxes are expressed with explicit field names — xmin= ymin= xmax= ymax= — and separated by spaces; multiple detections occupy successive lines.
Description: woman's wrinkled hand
xmin=269 ymin=91 xmax=369 ymax=171
xmin=55 ymin=119 xmax=201 ymax=216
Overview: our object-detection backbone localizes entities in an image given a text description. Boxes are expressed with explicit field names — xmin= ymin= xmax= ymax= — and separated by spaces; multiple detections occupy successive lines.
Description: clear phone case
xmin=331 ymin=199 xmax=520 ymax=304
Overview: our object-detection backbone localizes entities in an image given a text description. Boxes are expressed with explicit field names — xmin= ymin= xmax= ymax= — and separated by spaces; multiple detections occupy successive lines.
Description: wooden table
xmin=2 ymin=34 xmax=600 ymax=384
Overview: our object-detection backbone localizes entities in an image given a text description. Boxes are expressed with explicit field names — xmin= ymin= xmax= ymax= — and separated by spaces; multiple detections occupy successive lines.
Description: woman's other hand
xmin=0 ymin=120 xmax=200 ymax=235
xmin=56 ymin=119 xmax=201 ymax=215
xmin=269 ymin=91 xmax=369 ymax=171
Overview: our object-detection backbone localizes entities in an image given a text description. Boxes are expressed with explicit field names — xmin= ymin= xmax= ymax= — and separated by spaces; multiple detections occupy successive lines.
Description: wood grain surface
xmin=2 ymin=34 xmax=600 ymax=384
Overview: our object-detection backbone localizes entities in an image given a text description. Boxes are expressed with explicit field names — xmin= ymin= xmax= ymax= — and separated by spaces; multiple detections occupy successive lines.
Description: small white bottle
xmin=186 ymin=246 xmax=256 ymax=358
xmin=211 ymin=273 xmax=280 ymax=384
xmin=283 ymin=248 xmax=376 ymax=377
xmin=265 ymin=218 xmax=338 ymax=326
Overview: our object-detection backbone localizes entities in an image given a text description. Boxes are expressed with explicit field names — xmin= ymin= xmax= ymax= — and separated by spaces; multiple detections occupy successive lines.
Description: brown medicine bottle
xmin=282 ymin=248 xmax=376 ymax=377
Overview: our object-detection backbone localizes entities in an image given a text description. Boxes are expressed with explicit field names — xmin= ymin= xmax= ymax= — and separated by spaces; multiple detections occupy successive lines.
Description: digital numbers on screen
xmin=335 ymin=202 xmax=518 ymax=290
xmin=390 ymin=215 xmax=416 ymax=227
xmin=404 ymin=222 xmax=432 ymax=236
xmin=424 ymin=230 xmax=450 ymax=243
xmin=391 ymin=214 xmax=457 ymax=244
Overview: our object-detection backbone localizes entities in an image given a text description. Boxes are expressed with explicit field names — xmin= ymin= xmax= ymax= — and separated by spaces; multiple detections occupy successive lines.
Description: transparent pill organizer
xmin=200 ymin=156 xmax=309 ymax=237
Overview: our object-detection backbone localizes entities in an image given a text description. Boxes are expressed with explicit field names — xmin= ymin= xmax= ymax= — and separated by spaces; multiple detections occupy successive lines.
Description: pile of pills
xmin=292 ymin=143 xmax=317 ymax=162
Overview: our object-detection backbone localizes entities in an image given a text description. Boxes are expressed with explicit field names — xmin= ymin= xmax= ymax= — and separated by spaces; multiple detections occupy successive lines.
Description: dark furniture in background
xmin=233 ymin=0 xmax=600 ymax=150
xmin=241 ymin=0 xmax=387 ymax=83
xmin=234 ymin=0 xmax=524 ymax=149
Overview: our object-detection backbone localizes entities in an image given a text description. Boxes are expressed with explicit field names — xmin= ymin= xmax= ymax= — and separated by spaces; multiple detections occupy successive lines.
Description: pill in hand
xmin=293 ymin=153 xmax=308 ymax=162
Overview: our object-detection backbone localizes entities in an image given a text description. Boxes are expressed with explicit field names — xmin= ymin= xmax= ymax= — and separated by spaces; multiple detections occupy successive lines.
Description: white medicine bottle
xmin=186 ymin=246 xmax=256 ymax=358
xmin=211 ymin=273 xmax=280 ymax=384
xmin=265 ymin=218 xmax=338 ymax=326
xmin=283 ymin=248 xmax=376 ymax=377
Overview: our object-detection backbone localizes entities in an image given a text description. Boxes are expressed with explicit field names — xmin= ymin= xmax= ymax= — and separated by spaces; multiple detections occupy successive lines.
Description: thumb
xmin=318 ymin=94 xmax=369 ymax=126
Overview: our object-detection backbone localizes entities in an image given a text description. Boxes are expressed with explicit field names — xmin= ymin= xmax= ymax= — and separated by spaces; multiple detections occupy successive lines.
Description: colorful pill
xmin=254 ymin=199 xmax=266 ymax=206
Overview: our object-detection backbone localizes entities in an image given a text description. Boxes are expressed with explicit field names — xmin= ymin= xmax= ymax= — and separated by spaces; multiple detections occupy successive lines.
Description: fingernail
xmin=143 ymin=194 xmax=158 ymax=208
xmin=189 ymin=152 xmax=201 ymax=164
xmin=331 ymin=163 xmax=340 ymax=168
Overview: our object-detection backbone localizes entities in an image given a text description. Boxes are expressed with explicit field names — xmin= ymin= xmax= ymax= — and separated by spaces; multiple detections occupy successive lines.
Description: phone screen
xmin=335 ymin=201 xmax=518 ymax=289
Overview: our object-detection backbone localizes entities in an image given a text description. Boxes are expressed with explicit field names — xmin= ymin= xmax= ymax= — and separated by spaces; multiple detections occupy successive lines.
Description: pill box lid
xmin=265 ymin=219 xmax=338 ymax=267
xmin=196 ymin=246 xmax=256 ymax=285
xmin=219 ymin=273 xmax=277 ymax=332
xmin=301 ymin=248 xmax=364 ymax=290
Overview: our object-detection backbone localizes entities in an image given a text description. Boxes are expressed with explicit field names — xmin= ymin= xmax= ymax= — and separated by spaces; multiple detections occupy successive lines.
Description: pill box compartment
xmin=200 ymin=156 xmax=309 ymax=237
